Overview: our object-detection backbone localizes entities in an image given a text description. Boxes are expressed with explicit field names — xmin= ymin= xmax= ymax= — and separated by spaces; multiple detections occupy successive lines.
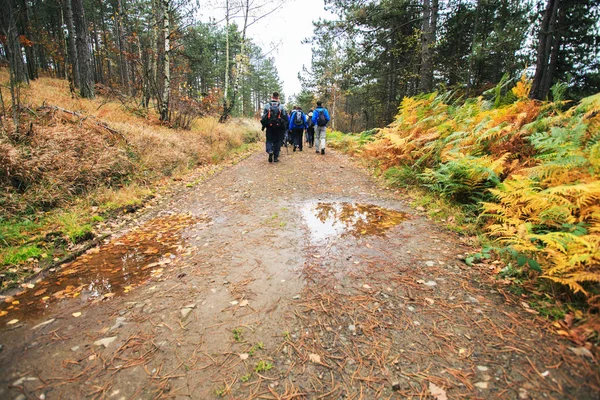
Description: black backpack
xmin=294 ymin=111 xmax=303 ymax=126
xmin=266 ymin=102 xmax=283 ymax=128
xmin=307 ymin=116 xmax=314 ymax=128
xmin=316 ymin=109 xmax=328 ymax=126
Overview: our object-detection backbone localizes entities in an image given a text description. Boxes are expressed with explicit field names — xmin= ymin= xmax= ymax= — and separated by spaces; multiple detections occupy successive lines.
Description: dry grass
xmin=0 ymin=71 xmax=261 ymax=280
xmin=0 ymin=71 xmax=261 ymax=216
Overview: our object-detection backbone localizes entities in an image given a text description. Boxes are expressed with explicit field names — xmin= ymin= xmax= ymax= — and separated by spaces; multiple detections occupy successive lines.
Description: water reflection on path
xmin=302 ymin=202 xmax=407 ymax=242
xmin=0 ymin=214 xmax=200 ymax=325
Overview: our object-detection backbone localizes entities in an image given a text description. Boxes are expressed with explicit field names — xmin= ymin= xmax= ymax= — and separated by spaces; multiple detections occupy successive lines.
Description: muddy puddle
xmin=0 ymin=214 xmax=200 ymax=326
xmin=302 ymin=202 xmax=407 ymax=242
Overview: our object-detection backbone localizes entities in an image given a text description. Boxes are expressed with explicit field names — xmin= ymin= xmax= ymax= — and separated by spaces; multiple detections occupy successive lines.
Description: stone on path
xmin=94 ymin=336 xmax=117 ymax=348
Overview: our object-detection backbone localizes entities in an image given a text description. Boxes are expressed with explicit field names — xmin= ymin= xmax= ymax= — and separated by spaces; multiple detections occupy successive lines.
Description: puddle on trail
xmin=302 ymin=202 xmax=407 ymax=242
xmin=0 ymin=214 xmax=200 ymax=326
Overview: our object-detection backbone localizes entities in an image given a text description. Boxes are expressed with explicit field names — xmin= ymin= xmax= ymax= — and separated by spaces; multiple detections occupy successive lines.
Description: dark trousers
xmin=291 ymin=128 xmax=304 ymax=150
xmin=306 ymin=127 xmax=315 ymax=146
xmin=266 ymin=127 xmax=285 ymax=158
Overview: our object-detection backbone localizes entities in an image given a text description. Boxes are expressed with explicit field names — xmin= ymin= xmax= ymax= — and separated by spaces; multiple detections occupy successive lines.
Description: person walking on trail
xmin=261 ymin=92 xmax=288 ymax=163
xmin=289 ymin=106 xmax=307 ymax=152
xmin=312 ymin=101 xmax=330 ymax=155
xmin=306 ymin=110 xmax=315 ymax=148
xmin=284 ymin=106 xmax=295 ymax=148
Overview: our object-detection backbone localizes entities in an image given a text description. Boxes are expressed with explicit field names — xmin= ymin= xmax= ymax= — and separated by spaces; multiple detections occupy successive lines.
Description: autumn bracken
xmin=330 ymin=78 xmax=600 ymax=302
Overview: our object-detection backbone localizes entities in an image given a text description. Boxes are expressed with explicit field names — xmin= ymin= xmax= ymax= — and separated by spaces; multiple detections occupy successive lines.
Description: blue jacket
xmin=289 ymin=110 xmax=307 ymax=130
xmin=312 ymin=107 xmax=330 ymax=126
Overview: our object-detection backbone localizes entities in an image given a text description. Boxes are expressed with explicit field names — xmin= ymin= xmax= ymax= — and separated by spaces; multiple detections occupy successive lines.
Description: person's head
xmin=296 ymin=106 xmax=302 ymax=111
xmin=316 ymin=101 xmax=322 ymax=107
xmin=272 ymin=92 xmax=279 ymax=100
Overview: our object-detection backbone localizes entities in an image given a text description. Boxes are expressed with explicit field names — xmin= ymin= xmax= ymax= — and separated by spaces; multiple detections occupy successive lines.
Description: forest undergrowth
xmin=0 ymin=72 xmax=261 ymax=288
xmin=329 ymin=78 xmax=600 ymax=344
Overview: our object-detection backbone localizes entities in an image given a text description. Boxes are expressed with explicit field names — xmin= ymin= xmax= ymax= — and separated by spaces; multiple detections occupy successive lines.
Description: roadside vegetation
xmin=329 ymin=78 xmax=600 ymax=335
xmin=0 ymin=73 xmax=261 ymax=289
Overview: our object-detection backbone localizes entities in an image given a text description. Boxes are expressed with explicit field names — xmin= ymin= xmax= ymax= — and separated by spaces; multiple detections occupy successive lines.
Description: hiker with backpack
xmin=289 ymin=106 xmax=307 ymax=152
xmin=306 ymin=110 xmax=315 ymax=147
xmin=312 ymin=101 xmax=330 ymax=155
xmin=261 ymin=92 xmax=289 ymax=163
xmin=284 ymin=106 xmax=295 ymax=148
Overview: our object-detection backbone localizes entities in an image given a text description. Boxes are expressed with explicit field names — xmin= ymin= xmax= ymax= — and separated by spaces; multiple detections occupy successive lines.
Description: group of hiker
xmin=260 ymin=92 xmax=330 ymax=163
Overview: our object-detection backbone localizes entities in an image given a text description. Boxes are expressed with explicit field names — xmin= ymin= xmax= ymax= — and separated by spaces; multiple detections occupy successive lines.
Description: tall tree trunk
xmin=90 ymin=2 xmax=104 ymax=84
xmin=222 ymin=0 xmax=230 ymax=118
xmin=159 ymin=0 xmax=170 ymax=121
xmin=63 ymin=0 xmax=80 ymax=88
xmin=542 ymin=5 xmax=565 ymax=98
xmin=115 ymin=0 xmax=131 ymax=94
xmin=72 ymin=0 xmax=95 ymax=98
xmin=530 ymin=0 xmax=562 ymax=100
xmin=418 ymin=0 xmax=434 ymax=93
xmin=21 ymin=0 xmax=38 ymax=80
xmin=99 ymin=0 xmax=112 ymax=84
xmin=220 ymin=0 xmax=248 ymax=122
xmin=149 ymin=0 xmax=159 ymax=106
xmin=466 ymin=0 xmax=484 ymax=97
xmin=0 ymin=0 xmax=26 ymax=133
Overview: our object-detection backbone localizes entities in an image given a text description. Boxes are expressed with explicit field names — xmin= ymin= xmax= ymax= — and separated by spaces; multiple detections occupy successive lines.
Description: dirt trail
xmin=0 ymin=146 xmax=597 ymax=399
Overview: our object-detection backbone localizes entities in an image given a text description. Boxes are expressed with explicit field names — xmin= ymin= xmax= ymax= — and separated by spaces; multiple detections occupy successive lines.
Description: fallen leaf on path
xmin=312 ymin=254 xmax=321 ymax=258
xmin=569 ymin=347 xmax=593 ymax=358
xmin=7 ymin=319 xmax=19 ymax=325
xmin=429 ymin=382 xmax=447 ymax=400
xmin=0 ymin=311 xmax=7 ymax=317
xmin=308 ymin=353 xmax=321 ymax=363
xmin=240 ymin=353 xmax=249 ymax=360
xmin=72 ymin=312 xmax=82 ymax=318
xmin=230 ymin=300 xmax=239 ymax=306
xmin=425 ymin=298 xmax=435 ymax=305
xmin=362 ymin=284 xmax=372 ymax=289
xmin=34 ymin=288 xmax=47 ymax=296
xmin=240 ymin=300 xmax=249 ymax=307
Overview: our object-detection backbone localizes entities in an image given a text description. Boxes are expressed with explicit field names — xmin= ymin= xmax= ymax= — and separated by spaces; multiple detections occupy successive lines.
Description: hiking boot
xmin=321 ymin=149 xmax=325 ymax=155
xmin=299 ymin=147 xmax=303 ymax=151
xmin=274 ymin=157 xmax=279 ymax=162
xmin=316 ymin=150 xmax=319 ymax=154
xmin=268 ymin=153 xmax=273 ymax=163
xmin=293 ymin=146 xmax=296 ymax=152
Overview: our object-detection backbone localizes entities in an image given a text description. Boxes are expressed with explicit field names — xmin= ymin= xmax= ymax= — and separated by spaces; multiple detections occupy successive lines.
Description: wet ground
xmin=0 ymin=146 xmax=598 ymax=399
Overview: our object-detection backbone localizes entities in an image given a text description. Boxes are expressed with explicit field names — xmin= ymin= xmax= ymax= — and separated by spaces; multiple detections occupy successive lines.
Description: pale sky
xmin=198 ymin=0 xmax=336 ymax=99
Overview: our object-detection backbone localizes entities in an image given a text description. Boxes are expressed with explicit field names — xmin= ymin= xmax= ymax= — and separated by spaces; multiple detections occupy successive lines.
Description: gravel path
xmin=0 ymin=146 xmax=597 ymax=399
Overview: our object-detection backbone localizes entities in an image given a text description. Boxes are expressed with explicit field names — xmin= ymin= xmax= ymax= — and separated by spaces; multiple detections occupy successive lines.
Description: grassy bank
xmin=329 ymin=80 xmax=600 ymax=319
xmin=0 ymin=74 xmax=261 ymax=288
